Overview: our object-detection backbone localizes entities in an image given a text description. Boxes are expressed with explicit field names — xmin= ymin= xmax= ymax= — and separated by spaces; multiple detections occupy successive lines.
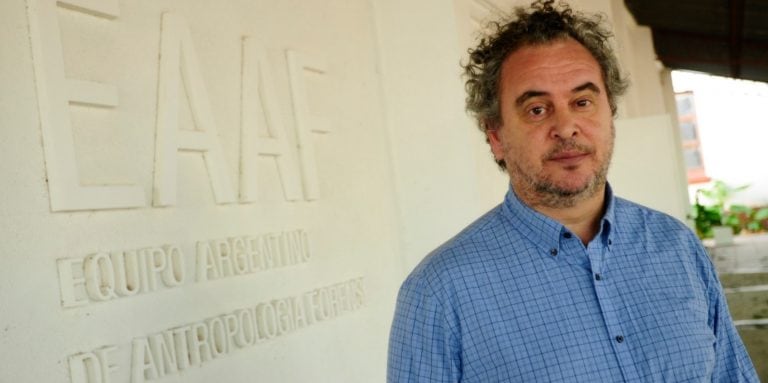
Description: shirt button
xmin=615 ymin=335 xmax=624 ymax=343
xmin=594 ymin=273 xmax=602 ymax=281
xmin=563 ymin=232 xmax=572 ymax=239
xmin=608 ymin=239 xmax=613 ymax=245
xmin=549 ymin=248 xmax=558 ymax=256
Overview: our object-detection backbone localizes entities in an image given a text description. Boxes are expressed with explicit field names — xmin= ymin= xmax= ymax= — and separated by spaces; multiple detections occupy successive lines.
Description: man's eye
xmin=529 ymin=106 xmax=546 ymax=116
xmin=575 ymin=99 xmax=592 ymax=108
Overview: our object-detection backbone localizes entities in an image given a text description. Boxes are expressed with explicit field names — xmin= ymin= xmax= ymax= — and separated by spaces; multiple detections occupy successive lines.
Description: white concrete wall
xmin=372 ymin=0 xmax=488 ymax=272
xmin=0 ymin=0 xmax=690 ymax=382
xmin=605 ymin=0 xmax=691 ymax=222
xmin=2 ymin=1 xmax=401 ymax=382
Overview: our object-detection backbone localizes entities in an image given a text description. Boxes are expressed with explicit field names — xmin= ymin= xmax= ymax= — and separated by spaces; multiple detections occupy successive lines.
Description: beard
xmin=508 ymin=128 xmax=614 ymax=209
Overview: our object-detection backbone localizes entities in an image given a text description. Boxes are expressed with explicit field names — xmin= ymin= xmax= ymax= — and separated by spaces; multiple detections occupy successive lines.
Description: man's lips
xmin=547 ymin=151 xmax=590 ymax=165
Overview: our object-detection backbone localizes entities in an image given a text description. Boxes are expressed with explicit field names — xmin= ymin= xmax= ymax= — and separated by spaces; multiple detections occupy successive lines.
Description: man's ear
xmin=486 ymin=126 xmax=505 ymax=162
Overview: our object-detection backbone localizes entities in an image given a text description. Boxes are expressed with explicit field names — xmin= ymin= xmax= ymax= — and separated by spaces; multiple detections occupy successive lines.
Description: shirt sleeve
xmin=387 ymin=271 xmax=461 ymax=383
xmin=699 ymin=243 xmax=760 ymax=382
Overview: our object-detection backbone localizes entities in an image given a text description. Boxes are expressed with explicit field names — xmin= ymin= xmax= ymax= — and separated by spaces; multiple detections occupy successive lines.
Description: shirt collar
xmin=501 ymin=183 xmax=616 ymax=251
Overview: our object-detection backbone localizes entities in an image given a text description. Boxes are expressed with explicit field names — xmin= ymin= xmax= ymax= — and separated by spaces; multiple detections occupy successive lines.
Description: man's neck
xmin=517 ymin=185 xmax=607 ymax=245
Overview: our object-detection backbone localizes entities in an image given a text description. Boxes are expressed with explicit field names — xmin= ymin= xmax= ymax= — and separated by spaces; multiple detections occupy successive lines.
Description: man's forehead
xmin=504 ymin=37 xmax=598 ymax=65
xmin=500 ymin=39 xmax=606 ymax=98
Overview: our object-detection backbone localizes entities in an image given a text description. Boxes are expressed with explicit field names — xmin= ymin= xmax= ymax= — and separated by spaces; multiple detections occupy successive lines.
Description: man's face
xmin=487 ymin=38 xmax=615 ymax=208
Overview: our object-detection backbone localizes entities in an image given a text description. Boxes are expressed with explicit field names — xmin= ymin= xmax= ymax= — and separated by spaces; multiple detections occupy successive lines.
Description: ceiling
xmin=624 ymin=0 xmax=768 ymax=83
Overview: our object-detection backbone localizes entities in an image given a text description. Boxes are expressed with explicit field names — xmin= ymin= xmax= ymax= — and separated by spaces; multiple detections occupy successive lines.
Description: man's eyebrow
xmin=515 ymin=90 xmax=548 ymax=106
xmin=514 ymin=83 xmax=601 ymax=106
xmin=573 ymin=82 xmax=601 ymax=94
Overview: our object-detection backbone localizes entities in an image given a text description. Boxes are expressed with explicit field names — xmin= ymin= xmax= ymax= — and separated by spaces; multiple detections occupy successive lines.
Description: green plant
xmin=692 ymin=198 xmax=722 ymax=239
xmin=696 ymin=180 xmax=749 ymax=208
xmin=692 ymin=180 xmax=768 ymax=239
xmin=748 ymin=207 xmax=768 ymax=232
xmin=729 ymin=204 xmax=768 ymax=233
xmin=692 ymin=180 xmax=749 ymax=238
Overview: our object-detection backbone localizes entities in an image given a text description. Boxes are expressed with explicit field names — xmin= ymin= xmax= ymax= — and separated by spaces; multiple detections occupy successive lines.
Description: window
xmin=675 ymin=91 xmax=710 ymax=184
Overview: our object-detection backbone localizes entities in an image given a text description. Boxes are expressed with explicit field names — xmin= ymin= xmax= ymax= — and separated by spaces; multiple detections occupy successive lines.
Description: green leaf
xmin=724 ymin=215 xmax=741 ymax=227
xmin=753 ymin=208 xmax=768 ymax=221
xmin=696 ymin=180 xmax=751 ymax=208
xmin=732 ymin=184 xmax=751 ymax=193
xmin=729 ymin=204 xmax=751 ymax=214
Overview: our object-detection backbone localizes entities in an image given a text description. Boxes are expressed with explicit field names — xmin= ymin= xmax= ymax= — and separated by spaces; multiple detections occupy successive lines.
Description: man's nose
xmin=549 ymin=108 xmax=579 ymax=139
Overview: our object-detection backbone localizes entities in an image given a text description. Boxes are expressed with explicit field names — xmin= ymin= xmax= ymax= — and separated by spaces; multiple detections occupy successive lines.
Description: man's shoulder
xmin=407 ymin=204 xmax=511 ymax=282
xmin=613 ymin=196 xmax=692 ymax=233
xmin=612 ymin=197 xmax=703 ymax=254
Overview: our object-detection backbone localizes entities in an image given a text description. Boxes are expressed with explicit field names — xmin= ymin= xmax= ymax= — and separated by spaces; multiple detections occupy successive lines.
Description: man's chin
xmin=534 ymin=175 xmax=606 ymax=203
xmin=510 ymin=164 xmax=607 ymax=207
xmin=539 ymin=177 xmax=593 ymax=196
xmin=537 ymin=185 xmax=587 ymax=199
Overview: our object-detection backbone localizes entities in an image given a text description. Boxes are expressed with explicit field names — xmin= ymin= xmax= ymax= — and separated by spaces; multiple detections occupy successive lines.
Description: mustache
xmin=543 ymin=139 xmax=595 ymax=160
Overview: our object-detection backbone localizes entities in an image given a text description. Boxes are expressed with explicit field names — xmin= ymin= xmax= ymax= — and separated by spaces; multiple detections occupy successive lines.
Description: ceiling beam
xmin=728 ymin=0 xmax=745 ymax=78
xmin=656 ymin=55 xmax=768 ymax=67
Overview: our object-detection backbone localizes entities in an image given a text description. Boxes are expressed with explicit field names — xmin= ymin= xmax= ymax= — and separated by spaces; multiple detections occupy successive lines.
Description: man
xmin=387 ymin=1 xmax=758 ymax=382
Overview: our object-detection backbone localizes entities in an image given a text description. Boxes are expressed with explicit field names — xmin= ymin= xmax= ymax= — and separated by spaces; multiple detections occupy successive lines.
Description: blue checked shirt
xmin=388 ymin=185 xmax=758 ymax=382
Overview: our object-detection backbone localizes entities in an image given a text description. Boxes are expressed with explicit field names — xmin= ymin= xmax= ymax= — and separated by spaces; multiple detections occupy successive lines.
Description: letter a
xmin=153 ymin=13 xmax=236 ymax=206
xmin=240 ymin=38 xmax=302 ymax=202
